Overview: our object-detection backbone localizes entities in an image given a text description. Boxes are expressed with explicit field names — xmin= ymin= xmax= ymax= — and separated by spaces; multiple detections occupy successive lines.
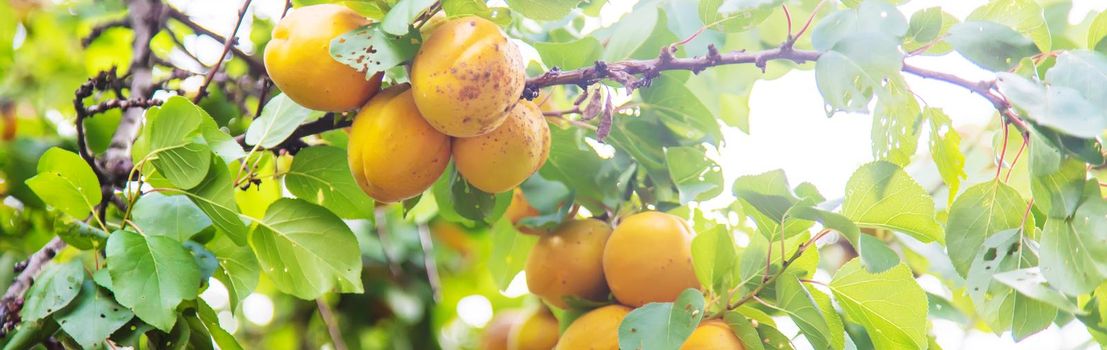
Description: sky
xmin=164 ymin=0 xmax=1107 ymax=348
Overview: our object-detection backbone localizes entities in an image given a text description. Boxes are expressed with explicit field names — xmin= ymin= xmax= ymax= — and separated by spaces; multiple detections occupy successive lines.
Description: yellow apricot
xmin=602 ymin=211 xmax=701 ymax=307
xmin=453 ymin=100 xmax=550 ymax=193
xmin=482 ymin=310 xmax=525 ymax=350
xmin=526 ymin=219 xmax=612 ymax=309
xmin=507 ymin=308 xmax=559 ymax=350
xmin=680 ymin=319 xmax=746 ymax=350
xmin=410 ymin=16 xmax=525 ymax=137
xmin=264 ymin=4 xmax=383 ymax=112
xmin=429 ymin=218 xmax=473 ymax=256
xmin=505 ymin=189 xmax=547 ymax=235
xmin=555 ymin=305 xmax=631 ymax=350
xmin=347 ymin=85 xmax=450 ymax=203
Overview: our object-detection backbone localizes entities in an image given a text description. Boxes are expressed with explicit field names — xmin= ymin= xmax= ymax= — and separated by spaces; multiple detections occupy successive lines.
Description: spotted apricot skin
xmin=680 ymin=319 xmax=746 ymax=350
xmin=554 ymin=305 xmax=631 ymax=350
xmin=602 ymin=211 xmax=701 ymax=307
xmin=263 ymin=4 xmax=383 ymax=112
xmin=453 ymin=100 xmax=550 ymax=193
xmin=525 ymin=219 xmax=612 ymax=309
xmin=347 ymin=85 xmax=450 ymax=203
xmin=410 ymin=16 xmax=525 ymax=137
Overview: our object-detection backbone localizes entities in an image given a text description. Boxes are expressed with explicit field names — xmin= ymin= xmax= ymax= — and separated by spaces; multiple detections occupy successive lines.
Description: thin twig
xmin=0 ymin=237 xmax=67 ymax=335
xmin=166 ymin=7 xmax=265 ymax=74
xmin=193 ymin=0 xmax=253 ymax=103
xmin=416 ymin=224 xmax=442 ymax=303
xmin=729 ymin=229 xmax=831 ymax=309
xmin=315 ymin=299 xmax=349 ymax=350
xmin=83 ymin=18 xmax=131 ymax=47
xmin=373 ymin=210 xmax=403 ymax=279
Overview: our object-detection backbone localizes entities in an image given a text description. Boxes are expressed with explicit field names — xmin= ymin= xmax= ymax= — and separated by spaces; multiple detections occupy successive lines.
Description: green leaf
xmin=604 ymin=6 xmax=670 ymax=61
xmin=902 ymin=7 xmax=957 ymax=55
xmin=691 ymin=226 xmax=738 ymax=294
xmin=505 ymin=0 xmax=579 ymax=20
xmin=808 ymin=285 xmax=846 ymax=349
xmin=723 ymin=311 xmax=765 ymax=350
xmin=182 ymin=158 xmax=247 ymax=245
xmin=858 ymin=235 xmax=899 ymax=273
xmin=997 ymin=73 xmax=1107 ymax=139
xmin=25 ymin=147 xmax=102 ymax=219
xmin=926 ymin=108 xmax=966 ymax=205
xmin=810 ymin=1 xmax=907 ymax=52
xmin=433 ymin=166 xmax=513 ymax=225
xmin=731 ymin=170 xmax=812 ymax=240
xmin=871 ymin=77 xmax=922 ymax=166
xmin=1028 ymin=132 xmax=1088 ymax=218
xmin=106 ymin=230 xmax=201 ymax=331
xmin=244 ymin=93 xmax=314 ymax=148
xmin=1046 ymin=51 xmax=1107 ymax=112
xmin=966 ymin=229 xmax=1057 ymax=340
xmin=829 ymin=260 xmax=928 ymax=350
xmin=945 ymin=181 xmax=1028 ymax=277
xmin=1039 ymin=189 xmax=1107 ymax=296
xmin=617 ymin=289 xmax=705 ymax=350
xmin=54 ymin=280 xmax=133 ymax=349
xmin=381 ymin=0 xmax=436 ymax=35
xmin=699 ymin=0 xmax=775 ymax=33
xmin=665 ymin=146 xmax=724 ymax=203
xmin=340 ymin=1 xmax=386 ymax=19
xmin=488 ymin=217 xmax=537 ymax=290
xmin=330 ymin=23 xmax=421 ymax=78
xmin=946 ymin=21 xmax=1039 ymax=71
xmin=776 ymin=274 xmax=835 ymax=350
xmin=132 ymin=192 xmax=212 ymax=242
xmin=534 ymin=37 xmax=603 ymax=71
xmin=641 ymin=73 xmax=723 ymax=143
xmin=21 ymin=261 xmax=84 ymax=322
xmin=207 ymin=235 xmax=258 ymax=312
xmin=285 ymin=146 xmax=375 ymax=219
xmin=145 ymin=96 xmax=212 ymax=189
xmin=1089 ymin=10 xmax=1107 ymax=51
xmin=539 ymin=126 xmax=635 ymax=213
xmin=842 ymin=161 xmax=943 ymax=243
xmin=199 ymin=112 xmax=246 ymax=163
xmin=993 ymin=268 xmax=1082 ymax=314
xmin=517 ymin=173 xmax=574 ymax=230
xmin=815 ymin=33 xmax=904 ymax=113
xmin=249 ymin=198 xmax=363 ymax=299
xmin=195 ymin=299 xmax=244 ymax=350
xmin=967 ymin=0 xmax=1051 ymax=52
xmin=59 ymin=220 xmax=108 ymax=250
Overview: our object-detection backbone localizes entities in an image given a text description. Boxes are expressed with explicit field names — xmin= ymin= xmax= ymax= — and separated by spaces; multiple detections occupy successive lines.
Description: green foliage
xmin=25 ymin=148 xmax=101 ymax=219
xmin=617 ymin=289 xmax=705 ymax=350
xmin=842 ymin=161 xmax=943 ymax=243
xmin=830 ymin=260 xmax=928 ymax=350
xmin=106 ymin=230 xmax=201 ymax=331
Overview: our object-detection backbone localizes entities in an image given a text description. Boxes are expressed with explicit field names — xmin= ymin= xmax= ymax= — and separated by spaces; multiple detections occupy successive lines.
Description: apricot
xmin=429 ymin=218 xmax=473 ymax=256
xmin=507 ymin=308 xmax=559 ymax=350
xmin=505 ymin=189 xmax=546 ymax=235
xmin=526 ymin=219 xmax=612 ymax=308
xmin=264 ymin=4 xmax=383 ymax=112
xmin=410 ymin=16 xmax=525 ymax=137
xmin=481 ymin=310 xmax=524 ymax=350
xmin=602 ymin=211 xmax=701 ymax=307
xmin=347 ymin=85 xmax=450 ymax=203
xmin=680 ymin=319 xmax=745 ymax=350
xmin=555 ymin=305 xmax=631 ymax=350
xmin=453 ymin=101 xmax=550 ymax=193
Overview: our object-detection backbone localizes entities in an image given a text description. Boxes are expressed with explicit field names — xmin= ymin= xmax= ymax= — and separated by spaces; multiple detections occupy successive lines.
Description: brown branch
xmin=0 ymin=237 xmax=67 ymax=335
xmin=82 ymin=18 xmax=131 ymax=47
xmin=100 ymin=0 xmax=165 ymax=182
xmin=234 ymin=113 xmax=347 ymax=152
xmin=315 ymin=299 xmax=349 ymax=350
xmin=193 ymin=0 xmax=254 ymax=103
xmin=166 ymin=6 xmax=265 ymax=75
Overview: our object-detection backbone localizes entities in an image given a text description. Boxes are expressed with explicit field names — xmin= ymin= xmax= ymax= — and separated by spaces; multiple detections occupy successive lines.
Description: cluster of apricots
xmin=264 ymin=5 xmax=550 ymax=203
xmin=483 ymin=211 xmax=747 ymax=350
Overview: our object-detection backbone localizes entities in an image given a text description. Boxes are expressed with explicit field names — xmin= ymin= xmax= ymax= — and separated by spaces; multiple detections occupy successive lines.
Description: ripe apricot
xmin=526 ymin=219 xmax=612 ymax=309
xmin=264 ymin=4 xmax=383 ymax=112
xmin=602 ymin=211 xmax=701 ymax=307
xmin=505 ymin=189 xmax=547 ymax=235
xmin=680 ymin=319 xmax=745 ymax=350
xmin=453 ymin=100 xmax=550 ymax=193
xmin=481 ymin=310 xmax=524 ymax=350
xmin=555 ymin=305 xmax=630 ymax=350
xmin=410 ymin=16 xmax=525 ymax=137
xmin=347 ymin=85 xmax=450 ymax=203
xmin=507 ymin=308 xmax=559 ymax=350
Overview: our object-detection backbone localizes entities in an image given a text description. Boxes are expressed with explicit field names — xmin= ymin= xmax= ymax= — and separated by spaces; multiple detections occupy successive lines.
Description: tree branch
xmin=0 ymin=237 xmax=67 ymax=335
xmin=100 ymin=0 xmax=164 ymax=182
xmin=166 ymin=6 xmax=265 ymax=75
xmin=193 ymin=0 xmax=254 ymax=103
xmin=82 ymin=18 xmax=131 ymax=47
xmin=315 ymin=298 xmax=349 ymax=350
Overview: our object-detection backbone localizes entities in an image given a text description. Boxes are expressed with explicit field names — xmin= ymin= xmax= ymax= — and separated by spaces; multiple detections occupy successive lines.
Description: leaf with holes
xmin=966 ymin=229 xmax=1057 ymax=340
xmin=21 ymin=261 xmax=84 ymax=322
xmin=946 ymin=181 xmax=1029 ymax=277
xmin=54 ymin=279 xmax=133 ymax=349
xmin=617 ymin=289 xmax=705 ymax=350
xmin=330 ymin=23 xmax=420 ymax=78
xmin=871 ymin=77 xmax=922 ymax=167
